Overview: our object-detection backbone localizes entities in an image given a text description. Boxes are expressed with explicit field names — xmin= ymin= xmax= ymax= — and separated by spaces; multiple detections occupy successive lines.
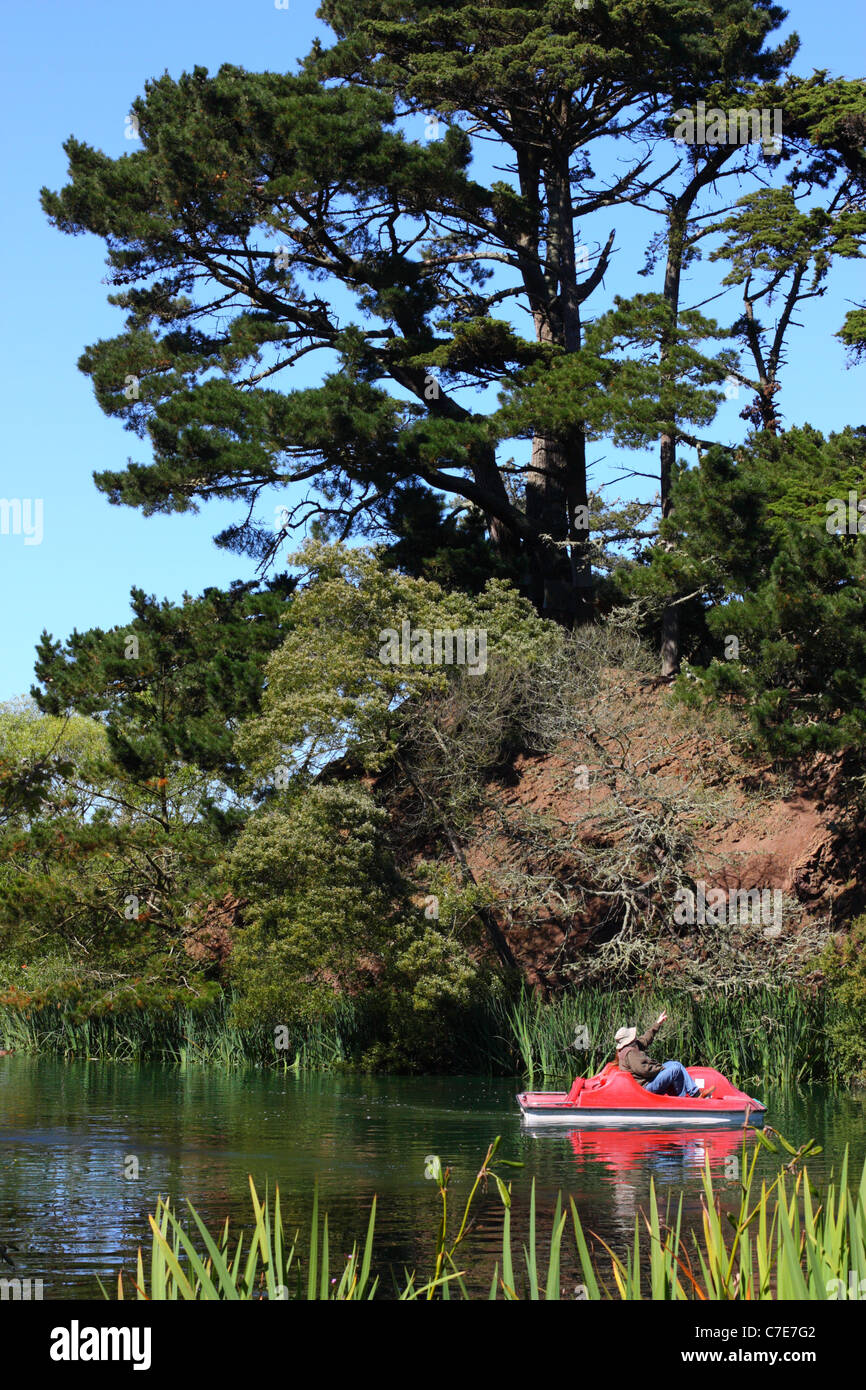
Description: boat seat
xmin=567 ymin=1059 xmax=631 ymax=1102
xmin=587 ymin=1061 xmax=620 ymax=1090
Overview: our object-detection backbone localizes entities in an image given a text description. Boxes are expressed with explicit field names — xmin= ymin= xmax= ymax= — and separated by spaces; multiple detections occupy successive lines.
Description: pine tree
xmin=32 ymin=576 xmax=295 ymax=810
xmin=41 ymin=0 xmax=800 ymax=631
xmin=639 ymin=425 xmax=866 ymax=754
xmin=710 ymin=185 xmax=866 ymax=433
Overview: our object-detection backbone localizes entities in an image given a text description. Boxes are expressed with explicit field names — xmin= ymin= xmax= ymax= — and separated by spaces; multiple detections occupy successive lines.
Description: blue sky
xmin=1 ymin=0 xmax=864 ymax=701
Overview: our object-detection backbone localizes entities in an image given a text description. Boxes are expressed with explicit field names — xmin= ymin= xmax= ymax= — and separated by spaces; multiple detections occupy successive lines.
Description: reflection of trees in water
xmin=0 ymin=1064 xmax=861 ymax=1297
xmin=2 ymin=1064 xmax=509 ymax=1296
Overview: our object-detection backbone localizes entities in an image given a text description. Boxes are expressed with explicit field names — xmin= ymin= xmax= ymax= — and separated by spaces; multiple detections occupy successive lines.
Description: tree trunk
xmin=525 ymin=433 xmax=585 ymax=625
xmin=659 ymin=205 xmax=686 ymax=677
xmin=660 ymin=587 xmax=680 ymax=679
xmin=524 ymin=148 xmax=594 ymax=628
xmin=658 ymin=152 xmax=732 ymax=675
xmin=472 ymin=440 xmax=524 ymax=565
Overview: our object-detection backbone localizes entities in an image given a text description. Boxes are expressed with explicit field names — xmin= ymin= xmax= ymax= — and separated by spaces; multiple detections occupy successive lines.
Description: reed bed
xmin=112 ymin=1132 xmax=866 ymax=1300
xmin=503 ymin=983 xmax=840 ymax=1087
xmin=0 ymin=993 xmax=363 ymax=1070
xmin=566 ymin=1128 xmax=866 ymax=1301
xmin=0 ymin=981 xmax=846 ymax=1082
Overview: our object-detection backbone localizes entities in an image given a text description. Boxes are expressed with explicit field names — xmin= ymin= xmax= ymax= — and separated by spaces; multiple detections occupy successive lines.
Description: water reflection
xmin=520 ymin=1125 xmax=751 ymax=1257
xmin=564 ymin=1125 xmax=747 ymax=1175
xmin=1 ymin=1060 xmax=864 ymax=1298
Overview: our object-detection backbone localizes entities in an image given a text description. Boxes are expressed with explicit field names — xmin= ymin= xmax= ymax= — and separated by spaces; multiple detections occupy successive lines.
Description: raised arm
xmin=636 ymin=1010 xmax=667 ymax=1050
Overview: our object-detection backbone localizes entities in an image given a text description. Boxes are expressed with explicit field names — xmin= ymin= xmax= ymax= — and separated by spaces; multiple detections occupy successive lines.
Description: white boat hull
xmin=519 ymin=1105 xmax=764 ymax=1128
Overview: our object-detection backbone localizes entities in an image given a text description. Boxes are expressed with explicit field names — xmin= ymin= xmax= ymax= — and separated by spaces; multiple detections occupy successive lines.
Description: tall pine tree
xmin=41 ymin=0 xmax=800 ymax=634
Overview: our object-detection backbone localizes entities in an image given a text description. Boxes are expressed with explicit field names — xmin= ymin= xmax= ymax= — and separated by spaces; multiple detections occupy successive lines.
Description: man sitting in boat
xmin=615 ymin=1011 xmax=714 ymax=1098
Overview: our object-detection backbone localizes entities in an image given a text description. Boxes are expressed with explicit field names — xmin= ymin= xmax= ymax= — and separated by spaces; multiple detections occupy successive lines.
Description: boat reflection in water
xmin=524 ymin=1124 xmax=758 ymax=1235
xmin=562 ymin=1124 xmax=750 ymax=1176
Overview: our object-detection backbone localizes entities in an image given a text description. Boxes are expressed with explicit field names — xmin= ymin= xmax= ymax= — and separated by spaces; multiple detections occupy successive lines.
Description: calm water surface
xmin=2 ymin=1060 xmax=865 ymax=1298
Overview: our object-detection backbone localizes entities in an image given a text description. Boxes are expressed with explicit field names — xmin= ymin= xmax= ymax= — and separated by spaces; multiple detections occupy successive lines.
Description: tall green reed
xmin=504 ymin=983 xmax=838 ymax=1087
xmin=0 ymin=992 xmax=363 ymax=1070
xmin=0 ymin=980 xmax=843 ymax=1081
xmin=113 ymin=1131 xmax=866 ymax=1300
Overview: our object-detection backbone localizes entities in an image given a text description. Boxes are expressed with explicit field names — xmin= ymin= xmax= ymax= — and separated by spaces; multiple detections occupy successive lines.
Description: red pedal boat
xmin=517 ymin=1062 xmax=766 ymax=1128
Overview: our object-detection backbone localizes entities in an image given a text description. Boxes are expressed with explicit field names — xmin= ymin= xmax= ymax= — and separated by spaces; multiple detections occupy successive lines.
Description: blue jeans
xmin=643 ymin=1060 xmax=701 ymax=1097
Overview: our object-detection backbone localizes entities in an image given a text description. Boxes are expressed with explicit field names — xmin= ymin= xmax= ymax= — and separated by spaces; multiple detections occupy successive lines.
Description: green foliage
xmin=114 ymin=1135 xmax=866 ymax=1301
xmin=568 ymin=1128 xmax=856 ymax=1301
xmin=228 ymin=777 xmax=502 ymax=1068
xmin=21 ymin=4 xmax=866 ymax=1063
xmin=636 ymin=426 xmax=866 ymax=754
xmin=767 ymin=70 xmax=866 ymax=189
xmin=817 ymin=916 xmax=866 ymax=1084
xmin=236 ymin=539 xmax=558 ymax=780
xmin=708 ymin=182 xmax=866 ymax=428
xmin=114 ymin=1178 xmax=387 ymax=1301
xmin=505 ymin=983 xmax=839 ymax=1088
xmin=0 ymin=697 xmax=105 ymax=830
xmin=0 ymin=698 xmax=227 ymax=1004
xmin=225 ymin=545 xmax=556 ymax=1060
xmin=228 ymin=782 xmax=409 ymax=1024
xmin=819 ymin=916 xmax=866 ymax=1010
xmin=839 ymin=305 xmax=866 ymax=360
xmin=318 ymin=1 xmax=794 ymax=114
xmin=377 ymin=483 xmax=525 ymax=595
xmin=0 ymin=987 xmax=365 ymax=1068
xmin=1 ymin=975 xmax=853 ymax=1085
xmin=1 ymin=579 xmax=294 ymax=1006
xmin=495 ymin=294 xmax=734 ymax=452
xmin=40 ymin=0 xmax=807 ymax=621
xmin=32 ymin=576 xmax=294 ymax=799
xmin=711 ymin=187 xmax=865 ymax=298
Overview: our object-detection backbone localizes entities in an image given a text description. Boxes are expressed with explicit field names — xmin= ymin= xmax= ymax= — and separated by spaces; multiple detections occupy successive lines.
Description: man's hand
xmin=656 ymin=1010 xmax=667 ymax=1026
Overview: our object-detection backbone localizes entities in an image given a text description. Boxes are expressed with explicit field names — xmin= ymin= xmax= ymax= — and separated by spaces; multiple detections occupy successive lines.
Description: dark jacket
xmin=616 ymin=1020 xmax=664 ymax=1082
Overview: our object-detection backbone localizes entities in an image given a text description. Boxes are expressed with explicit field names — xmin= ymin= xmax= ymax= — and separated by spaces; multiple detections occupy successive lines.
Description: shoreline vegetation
xmin=5 ymin=608 xmax=865 ymax=1091
xmin=0 ymin=983 xmax=858 ymax=1087
xmin=111 ymin=1132 xmax=866 ymax=1301
xmin=5 ymin=595 xmax=866 ymax=1093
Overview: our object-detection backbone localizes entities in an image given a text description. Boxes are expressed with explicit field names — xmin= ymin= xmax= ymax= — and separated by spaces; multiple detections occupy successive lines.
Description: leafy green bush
xmin=817 ymin=916 xmax=866 ymax=1084
xmin=228 ymin=781 xmax=499 ymax=1066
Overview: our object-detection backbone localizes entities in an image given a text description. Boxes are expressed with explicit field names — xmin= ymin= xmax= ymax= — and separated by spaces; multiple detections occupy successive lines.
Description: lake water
xmin=2 ymin=1059 xmax=865 ymax=1299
